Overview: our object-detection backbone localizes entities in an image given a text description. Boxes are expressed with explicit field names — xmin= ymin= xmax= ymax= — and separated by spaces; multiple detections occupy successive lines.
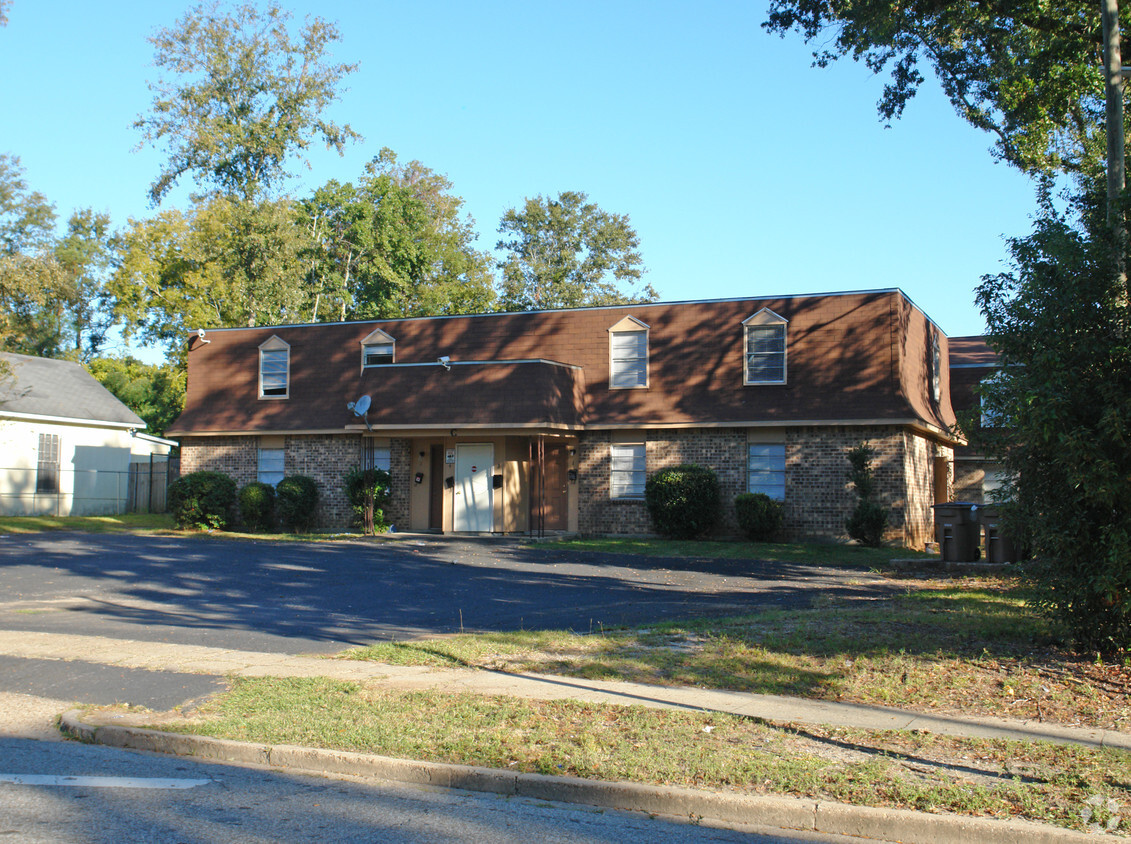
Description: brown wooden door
xmin=539 ymin=443 xmax=568 ymax=530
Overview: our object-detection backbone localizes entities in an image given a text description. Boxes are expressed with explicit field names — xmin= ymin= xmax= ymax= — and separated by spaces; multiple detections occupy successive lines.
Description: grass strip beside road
xmin=147 ymin=676 xmax=1130 ymax=834
xmin=538 ymin=536 xmax=938 ymax=568
xmin=342 ymin=577 xmax=1131 ymax=732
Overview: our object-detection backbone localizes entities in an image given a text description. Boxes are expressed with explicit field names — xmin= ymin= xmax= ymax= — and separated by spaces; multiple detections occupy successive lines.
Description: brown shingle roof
xmin=168 ymin=290 xmax=956 ymax=437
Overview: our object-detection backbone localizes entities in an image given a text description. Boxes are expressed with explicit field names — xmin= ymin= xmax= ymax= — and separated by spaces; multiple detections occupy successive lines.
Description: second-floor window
xmin=360 ymin=328 xmax=396 ymax=368
xmin=743 ymin=309 xmax=788 ymax=385
xmin=609 ymin=316 xmax=649 ymax=389
xmin=259 ymin=335 xmax=290 ymax=399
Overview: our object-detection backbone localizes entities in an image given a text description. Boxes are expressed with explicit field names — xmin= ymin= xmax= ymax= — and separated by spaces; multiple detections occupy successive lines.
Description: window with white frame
xmin=610 ymin=442 xmax=645 ymax=499
xmin=360 ymin=328 xmax=395 ymax=368
xmin=743 ymin=309 xmax=787 ymax=384
xmin=259 ymin=335 xmax=290 ymax=398
xmin=931 ymin=333 xmax=942 ymax=402
xmin=36 ymin=432 xmax=60 ymax=493
xmin=608 ymin=316 xmax=649 ymax=389
xmin=979 ymin=373 xmax=1003 ymax=427
xmin=748 ymin=443 xmax=785 ymax=500
xmin=257 ymin=447 xmax=285 ymax=486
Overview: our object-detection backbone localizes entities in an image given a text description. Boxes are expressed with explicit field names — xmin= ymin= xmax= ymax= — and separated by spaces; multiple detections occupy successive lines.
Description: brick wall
xmin=180 ymin=436 xmax=257 ymax=486
xmin=578 ymin=425 xmax=946 ymax=548
xmin=181 ymin=434 xmax=412 ymax=531
xmin=785 ymin=426 xmax=948 ymax=548
xmin=578 ymin=428 xmax=748 ymax=537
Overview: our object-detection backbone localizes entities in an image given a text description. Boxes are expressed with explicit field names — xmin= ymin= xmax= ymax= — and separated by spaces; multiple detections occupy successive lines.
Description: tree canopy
xmin=135 ymin=1 xmax=360 ymax=204
xmin=300 ymin=149 xmax=495 ymax=321
xmin=496 ymin=191 xmax=655 ymax=311
xmin=763 ymin=0 xmax=1119 ymax=176
xmin=975 ymin=185 xmax=1131 ymax=651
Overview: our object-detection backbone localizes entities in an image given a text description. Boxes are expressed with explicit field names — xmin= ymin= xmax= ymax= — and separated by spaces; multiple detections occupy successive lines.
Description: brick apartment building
xmin=167 ymin=289 xmax=959 ymax=548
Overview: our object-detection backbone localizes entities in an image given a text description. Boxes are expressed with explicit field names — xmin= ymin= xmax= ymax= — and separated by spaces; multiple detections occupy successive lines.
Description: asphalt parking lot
xmin=0 ymin=533 xmax=896 ymax=653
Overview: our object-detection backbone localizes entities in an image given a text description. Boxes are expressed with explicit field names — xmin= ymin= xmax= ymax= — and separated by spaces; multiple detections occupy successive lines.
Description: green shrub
xmin=238 ymin=482 xmax=275 ymax=531
xmin=343 ymin=467 xmax=392 ymax=535
xmin=644 ymin=464 xmax=720 ymax=539
xmin=168 ymin=471 xmax=237 ymax=530
xmin=845 ymin=444 xmax=888 ymax=547
xmin=735 ymin=492 xmax=784 ymax=541
xmin=275 ymin=475 xmax=319 ymax=533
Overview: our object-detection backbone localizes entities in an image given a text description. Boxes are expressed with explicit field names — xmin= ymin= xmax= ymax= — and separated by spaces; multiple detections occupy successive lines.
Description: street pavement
xmin=0 ymin=532 xmax=899 ymax=652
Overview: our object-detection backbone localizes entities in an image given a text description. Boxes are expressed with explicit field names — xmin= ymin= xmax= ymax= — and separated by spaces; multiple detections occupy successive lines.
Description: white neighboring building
xmin=0 ymin=353 xmax=177 ymax=516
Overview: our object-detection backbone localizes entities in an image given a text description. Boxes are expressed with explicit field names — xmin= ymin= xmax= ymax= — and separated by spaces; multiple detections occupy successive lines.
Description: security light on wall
xmin=194 ymin=328 xmax=211 ymax=344
xmin=437 ymin=355 xmax=451 ymax=370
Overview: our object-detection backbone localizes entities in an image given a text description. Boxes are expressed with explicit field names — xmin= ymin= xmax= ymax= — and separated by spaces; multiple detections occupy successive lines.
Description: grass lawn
xmin=150 ymin=676 xmax=1130 ymax=834
xmin=342 ymin=575 xmax=1131 ymax=732
xmin=0 ymin=513 xmax=177 ymax=535
xmin=536 ymin=536 xmax=939 ymax=568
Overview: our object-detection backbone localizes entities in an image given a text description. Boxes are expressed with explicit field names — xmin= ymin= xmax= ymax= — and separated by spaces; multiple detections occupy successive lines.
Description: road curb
xmin=61 ymin=710 xmax=1099 ymax=843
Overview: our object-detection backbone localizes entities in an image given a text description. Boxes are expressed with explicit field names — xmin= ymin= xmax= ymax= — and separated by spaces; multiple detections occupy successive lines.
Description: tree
xmin=496 ymin=191 xmax=655 ymax=311
xmin=135 ymin=1 xmax=360 ymax=205
xmin=109 ymin=197 xmax=311 ymax=360
xmin=975 ymin=183 xmax=1131 ymax=652
xmin=763 ymin=1 xmax=1122 ymax=176
xmin=87 ymin=356 xmax=186 ymax=436
xmin=299 ymin=149 xmax=495 ymax=321
xmin=0 ymin=154 xmax=65 ymax=356
xmin=51 ymin=209 xmax=116 ymax=359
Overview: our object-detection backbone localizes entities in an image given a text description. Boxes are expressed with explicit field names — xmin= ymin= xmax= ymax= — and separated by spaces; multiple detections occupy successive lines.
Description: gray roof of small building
xmin=0 ymin=353 xmax=145 ymax=427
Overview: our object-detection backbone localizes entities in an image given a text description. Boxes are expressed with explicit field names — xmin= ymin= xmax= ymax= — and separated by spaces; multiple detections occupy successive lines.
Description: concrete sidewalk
xmin=3 ymin=629 xmax=1128 ymax=750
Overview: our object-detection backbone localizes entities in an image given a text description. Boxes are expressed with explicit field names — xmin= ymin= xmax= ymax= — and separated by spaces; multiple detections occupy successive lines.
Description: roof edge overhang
xmin=0 ymin=410 xmax=141 ymax=430
xmin=171 ymin=417 xmax=960 ymax=444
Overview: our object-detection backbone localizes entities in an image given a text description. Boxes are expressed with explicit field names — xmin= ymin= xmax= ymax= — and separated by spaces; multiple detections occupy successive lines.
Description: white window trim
xmin=360 ymin=328 xmax=396 ymax=370
xmin=610 ymin=441 xmax=646 ymax=500
xmin=742 ymin=308 xmax=788 ymax=386
xmin=608 ymin=315 xmax=649 ymax=390
xmin=258 ymin=335 xmax=290 ymax=400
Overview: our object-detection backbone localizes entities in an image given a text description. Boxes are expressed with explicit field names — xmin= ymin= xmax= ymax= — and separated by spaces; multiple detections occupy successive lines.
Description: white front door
xmin=454 ymin=443 xmax=493 ymax=532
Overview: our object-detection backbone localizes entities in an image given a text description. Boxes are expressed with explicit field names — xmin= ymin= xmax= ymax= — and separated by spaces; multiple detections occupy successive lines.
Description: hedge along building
xmin=166 ymin=289 xmax=958 ymax=547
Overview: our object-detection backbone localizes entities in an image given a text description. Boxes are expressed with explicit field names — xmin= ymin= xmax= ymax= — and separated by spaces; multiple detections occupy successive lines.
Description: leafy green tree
xmin=0 ymin=154 xmax=65 ymax=356
xmin=975 ymin=184 xmax=1131 ymax=652
xmin=135 ymin=1 xmax=359 ymax=204
xmin=299 ymin=149 xmax=495 ymax=321
xmin=109 ymin=197 xmax=311 ymax=359
xmin=763 ymin=1 xmax=1120 ymax=176
xmin=496 ymin=191 xmax=655 ymax=311
xmin=86 ymin=356 xmax=187 ymax=436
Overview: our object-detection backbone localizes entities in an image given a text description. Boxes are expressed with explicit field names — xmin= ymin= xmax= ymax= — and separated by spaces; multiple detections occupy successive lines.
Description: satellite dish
xmin=347 ymin=394 xmax=372 ymax=431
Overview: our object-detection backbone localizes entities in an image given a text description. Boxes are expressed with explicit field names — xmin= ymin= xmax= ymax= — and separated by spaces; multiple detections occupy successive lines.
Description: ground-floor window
xmin=257 ymin=448 xmax=284 ymax=486
xmin=36 ymin=433 xmax=60 ymax=493
xmin=610 ymin=442 xmax=645 ymax=499
xmin=362 ymin=441 xmax=391 ymax=473
xmin=748 ymin=443 xmax=785 ymax=500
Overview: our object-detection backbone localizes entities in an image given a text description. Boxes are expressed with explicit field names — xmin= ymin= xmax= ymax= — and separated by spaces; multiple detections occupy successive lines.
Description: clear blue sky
xmin=1 ymin=0 xmax=1039 ymax=357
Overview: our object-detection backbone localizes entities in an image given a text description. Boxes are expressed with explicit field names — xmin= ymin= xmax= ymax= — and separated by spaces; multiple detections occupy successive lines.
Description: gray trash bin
xmin=978 ymin=506 xmax=1017 ymax=563
xmin=932 ymin=502 xmax=981 ymax=562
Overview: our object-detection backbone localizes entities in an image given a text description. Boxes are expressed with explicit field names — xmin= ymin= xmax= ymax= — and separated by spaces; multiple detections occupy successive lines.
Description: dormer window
xmin=931 ymin=333 xmax=942 ymax=403
xmin=258 ymin=335 xmax=290 ymax=399
xmin=743 ymin=308 xmax=788 ymax=385
xmin=609 ymin=316 xmax=649 ymax=389
xmin=360 ymin=328 xmax=396 ymax=368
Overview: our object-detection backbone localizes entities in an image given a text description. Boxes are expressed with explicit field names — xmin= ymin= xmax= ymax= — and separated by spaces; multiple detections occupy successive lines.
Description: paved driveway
xmin=0 ymin=533 xmax=895 ymax=654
